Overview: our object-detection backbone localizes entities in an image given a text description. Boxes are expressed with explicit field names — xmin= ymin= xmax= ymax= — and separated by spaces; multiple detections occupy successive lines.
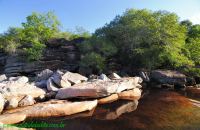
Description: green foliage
xmin=180 ymin=20 xmax=193 ymax=31
xmin=80 ymin=9 xmax=193 ymax=72
xmin=69 ymin=27 xmax=91 ymax=40
xmin=79 ymin=52 xmax=105 ymax=73
xmin=79 ymin=36 xmax=117 ymax=57
xmin=79 ymin=35 xmax=118 ymax=73
xmin=23 ymin=41 xmax=46 ymax=61
xmin=182 ymin=67 xmax=200 ymax=77
xmin=0 ymin=27 xmax=22 ymax=54
xmin=185 ymin=24 xmax=200 ymax=65
xmin=52 ymin=32 xmax=73 ymax=40
xmin=0 ymin=11 xmax=60 ymax=61
xmin=21 ymin=11 xmax=60 ymax=43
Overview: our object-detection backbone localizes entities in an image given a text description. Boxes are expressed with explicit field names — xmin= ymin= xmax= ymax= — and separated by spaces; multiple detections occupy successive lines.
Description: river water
xmin=23 ymin=100 xmax=139 ymax=130
xmin=17 ymin=89 xmax=200 ymax=130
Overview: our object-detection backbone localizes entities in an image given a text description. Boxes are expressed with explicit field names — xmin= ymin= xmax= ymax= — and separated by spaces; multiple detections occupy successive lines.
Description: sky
xmin=0 ymin=0 xmax=200 ymax=33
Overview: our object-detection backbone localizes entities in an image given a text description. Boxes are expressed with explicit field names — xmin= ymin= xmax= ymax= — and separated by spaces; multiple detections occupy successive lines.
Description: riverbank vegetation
xmin=0 ymin=9 xmax=200 ymax=76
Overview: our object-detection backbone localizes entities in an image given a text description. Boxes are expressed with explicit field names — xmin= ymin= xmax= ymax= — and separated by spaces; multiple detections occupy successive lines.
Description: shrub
xmin=79 ymin=52 xmax=105 ymax=74
xmin=23 ymin=41 xmax=46 ymax=61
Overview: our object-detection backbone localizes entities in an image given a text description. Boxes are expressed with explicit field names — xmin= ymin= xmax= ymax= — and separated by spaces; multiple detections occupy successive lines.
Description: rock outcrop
xmin=0 ymin=81 xmax=46 ymax=100
xmin=0 ymin=38 xmax=81 ymax=77
xmin=0 ymin=71 xmax=143 ymax=125
xmin=0 ymin=100 xmax=97 ymax=123
xmin=55 ymin=77 xmax=142 ymax=99
xmin=150 ymin=70 xmax=187 ymax=86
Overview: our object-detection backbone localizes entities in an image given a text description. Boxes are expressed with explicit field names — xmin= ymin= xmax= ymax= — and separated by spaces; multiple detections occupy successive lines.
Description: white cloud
xmin=189 ymin=13 xmax=200 ymax=24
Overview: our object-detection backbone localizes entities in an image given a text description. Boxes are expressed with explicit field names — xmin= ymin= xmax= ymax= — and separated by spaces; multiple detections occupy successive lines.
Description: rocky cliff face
xmin=0 ymin=38 xmax=83 ymax=77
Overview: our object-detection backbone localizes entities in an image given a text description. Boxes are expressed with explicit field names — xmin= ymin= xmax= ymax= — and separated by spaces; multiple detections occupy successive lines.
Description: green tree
xmin=81 ymin=9 xmax=193 ymax=71
xmin=21 ymin=11 xmax=60 ymax=43
xmin=186 ymin=24 xmax=200 ymax=65
xmin=0 ymin=27 xmax=22 ymax=54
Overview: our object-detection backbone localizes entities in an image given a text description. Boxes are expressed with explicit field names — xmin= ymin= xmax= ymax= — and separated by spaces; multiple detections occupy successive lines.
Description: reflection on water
xmin=24 ymin=100 xmax=138 ymax=130
xmin=93 ymin=100 xmax=138 ymax=120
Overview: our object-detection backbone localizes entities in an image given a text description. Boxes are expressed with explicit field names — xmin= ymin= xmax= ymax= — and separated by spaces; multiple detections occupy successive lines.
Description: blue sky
xmin=0 ymin=0 xmax=200 ymax=33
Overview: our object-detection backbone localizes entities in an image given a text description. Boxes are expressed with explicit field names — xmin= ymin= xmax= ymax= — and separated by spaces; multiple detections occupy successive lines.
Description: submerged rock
xmin=56 ymin=77 xmax=142 ymax=99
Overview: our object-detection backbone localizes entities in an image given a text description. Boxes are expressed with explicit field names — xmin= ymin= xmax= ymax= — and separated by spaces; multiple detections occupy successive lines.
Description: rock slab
xmin=56 ymin=77 xmax=141 ymax=99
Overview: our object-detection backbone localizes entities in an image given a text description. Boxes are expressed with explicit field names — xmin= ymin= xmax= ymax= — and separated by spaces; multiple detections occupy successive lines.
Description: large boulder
xmin=150 ymin=70 xmax=186 ymax=85
xmin=2 ymin=100 xmax=97 ymax=119
xmin=18 ymin=95 xmax=35 ymax=107
xmin=35 ymin=69 xmax=53 ymax=82
xmin=62 ymin=71 xmax=88 ymax=84
xmin=55 ymin=77 xmax=142 ymax=99
xmin=46 ymin=77 xmax=59 ymax=92
xmin=5 ymin=98 xmax=18 ymax=110
xmin=51 ymin=70 xmax=71 ymax=88
xmin=34 ymin=80 xmax=47 ymax=88
xmin=0 ymin=81 xmax=46 ymax=100
xmin=0 ymin=94 xmax=5 ymax=113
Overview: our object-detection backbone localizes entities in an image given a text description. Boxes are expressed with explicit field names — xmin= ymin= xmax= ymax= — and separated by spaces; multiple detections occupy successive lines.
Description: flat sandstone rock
xmin=56 ymin=77 xmax=142 ymax=99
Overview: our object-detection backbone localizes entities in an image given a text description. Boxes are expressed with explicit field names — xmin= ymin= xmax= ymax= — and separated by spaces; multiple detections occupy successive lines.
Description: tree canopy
xmin=80 ymin=9 xmax=198 ymax=74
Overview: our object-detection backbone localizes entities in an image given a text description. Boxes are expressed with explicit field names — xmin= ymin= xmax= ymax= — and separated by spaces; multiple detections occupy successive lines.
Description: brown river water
xmin=14 ymin=89 xmax=200 ymax=130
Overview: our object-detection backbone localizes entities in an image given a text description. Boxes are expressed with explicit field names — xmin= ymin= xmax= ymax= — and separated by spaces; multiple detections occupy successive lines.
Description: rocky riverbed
xmin=0 ymin=69 xmax=142 ymax=126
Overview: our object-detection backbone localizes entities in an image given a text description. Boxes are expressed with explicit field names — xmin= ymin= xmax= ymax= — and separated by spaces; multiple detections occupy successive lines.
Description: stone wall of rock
xmin=0 ymin=38 xmax=82 ymax=77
